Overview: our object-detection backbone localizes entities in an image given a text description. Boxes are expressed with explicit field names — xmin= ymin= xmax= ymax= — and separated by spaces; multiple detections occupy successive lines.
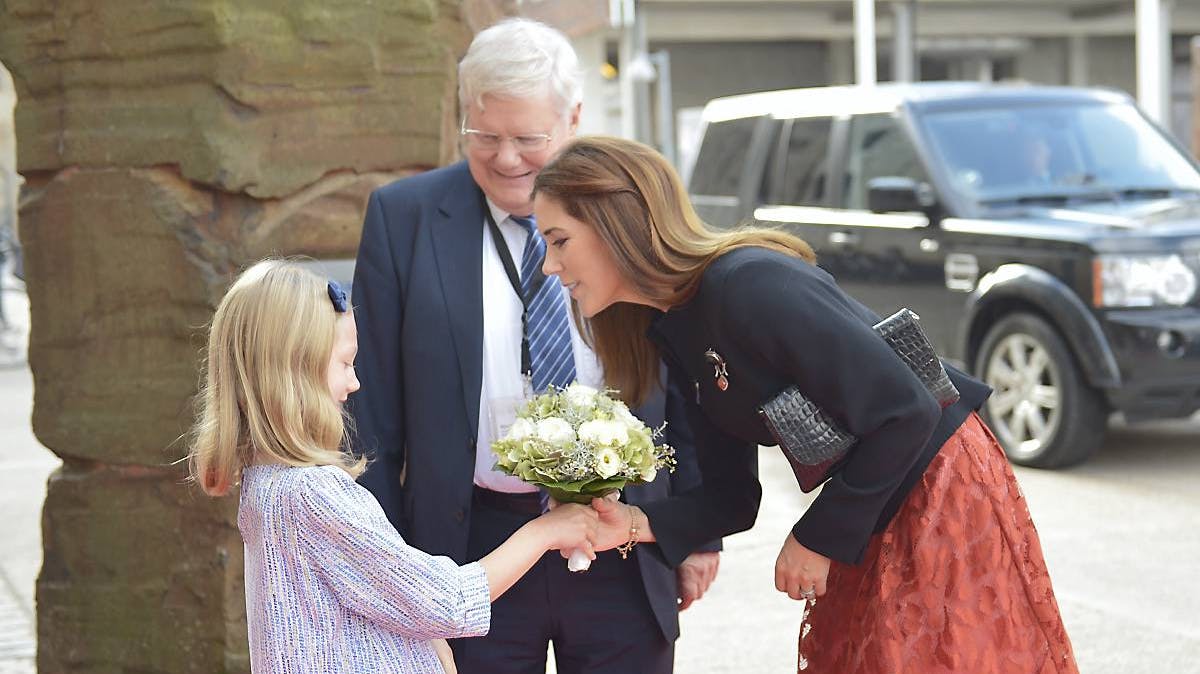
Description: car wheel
xmin=974 ymin=312 xmax=1106 ymax=468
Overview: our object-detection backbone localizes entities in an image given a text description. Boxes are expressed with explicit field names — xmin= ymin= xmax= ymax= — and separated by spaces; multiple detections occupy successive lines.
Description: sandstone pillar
xmin=0 ymin=2 xmax=471 ymax=671
xmin=1193 ymin=37 xmax=1199 ymax=158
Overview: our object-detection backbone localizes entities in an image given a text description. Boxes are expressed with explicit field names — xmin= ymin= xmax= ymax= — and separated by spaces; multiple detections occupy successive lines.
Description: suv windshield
xmin=920 ymin=101 xmax=1200 ymax=208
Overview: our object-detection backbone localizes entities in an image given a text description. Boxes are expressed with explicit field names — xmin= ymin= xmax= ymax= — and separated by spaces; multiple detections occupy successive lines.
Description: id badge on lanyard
xmin=488 ymin=373 xmax=535 ymax=443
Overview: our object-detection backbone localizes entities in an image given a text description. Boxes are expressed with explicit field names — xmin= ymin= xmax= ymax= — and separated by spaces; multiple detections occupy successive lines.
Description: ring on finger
xmin=799 ymin=587 xmax=816 ymax=600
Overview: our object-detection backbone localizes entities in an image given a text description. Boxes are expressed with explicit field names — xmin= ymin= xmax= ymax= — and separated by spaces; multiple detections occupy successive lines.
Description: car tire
xmin=974 ymin=312 xmax=1106 ymax=468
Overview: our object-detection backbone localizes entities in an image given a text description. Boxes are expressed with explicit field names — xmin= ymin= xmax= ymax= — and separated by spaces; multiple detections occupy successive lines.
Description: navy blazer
xmin=348 ymin=161 xmax=708 ymax=641
xmin=641 ymin=246 xmax=992 ymax=567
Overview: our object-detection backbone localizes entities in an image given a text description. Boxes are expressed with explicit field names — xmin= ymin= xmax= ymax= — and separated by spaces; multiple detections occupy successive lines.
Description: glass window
xmin=843 ymin=114 xmax=928 ymax=209
xmin=776 ymin=117 xmax=833 ymax=206
xmin=920 ymin=102 xmax=1200 ymax=206
xmin=689 ymin=117 xmax=759 ymax=197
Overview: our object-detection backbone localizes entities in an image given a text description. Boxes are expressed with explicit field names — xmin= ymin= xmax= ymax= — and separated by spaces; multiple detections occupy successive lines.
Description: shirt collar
xmin=484 ymin=199 xmax=532 ymax=230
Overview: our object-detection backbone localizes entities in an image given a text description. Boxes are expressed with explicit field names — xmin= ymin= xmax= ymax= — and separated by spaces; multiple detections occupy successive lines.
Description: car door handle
xmin=944 ymin=253 xmax=979 ymax=292
xmin=827 ymin=231 xmax=860 ymax=248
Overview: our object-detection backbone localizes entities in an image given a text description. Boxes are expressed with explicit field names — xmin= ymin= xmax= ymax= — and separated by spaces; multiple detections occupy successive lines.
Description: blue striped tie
xmin=512 ymin=215 xmax=576 ymax=393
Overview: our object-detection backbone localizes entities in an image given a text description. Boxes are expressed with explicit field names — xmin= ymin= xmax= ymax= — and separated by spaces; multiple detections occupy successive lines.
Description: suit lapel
xmin=430 ymin=164 xmax=485 ymax=441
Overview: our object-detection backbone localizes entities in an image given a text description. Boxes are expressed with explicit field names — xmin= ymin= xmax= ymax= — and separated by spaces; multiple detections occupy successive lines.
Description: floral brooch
xmin=704 ymin=348 xmax=730 ymax=391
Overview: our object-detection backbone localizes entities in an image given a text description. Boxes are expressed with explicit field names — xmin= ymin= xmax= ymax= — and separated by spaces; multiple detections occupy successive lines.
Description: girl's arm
xmin=292 ymin=468 xmax=490 ymax=641
xmin=292 ymin=468 xmax=596 ymax=639
xmin=432 ymin=639 xmax=456 ymax=674
xmin=475 ymin=505 xmax=597 ymax=600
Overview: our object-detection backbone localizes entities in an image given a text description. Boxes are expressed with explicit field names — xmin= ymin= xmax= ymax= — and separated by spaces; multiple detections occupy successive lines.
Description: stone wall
xmin=1194 ymin=38 xmax=1199 ymax=158
xmin=0 ymin=1 xmax=479 ymax=671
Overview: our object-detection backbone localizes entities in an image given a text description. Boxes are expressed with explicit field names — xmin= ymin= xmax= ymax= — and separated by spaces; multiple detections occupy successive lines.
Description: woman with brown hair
xmin=532 ymin=135 xmax=1078 ymax=673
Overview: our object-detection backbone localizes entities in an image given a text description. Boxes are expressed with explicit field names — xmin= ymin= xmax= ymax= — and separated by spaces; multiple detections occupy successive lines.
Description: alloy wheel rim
xmin=983 ymin=333 xmax=1062 ymax=459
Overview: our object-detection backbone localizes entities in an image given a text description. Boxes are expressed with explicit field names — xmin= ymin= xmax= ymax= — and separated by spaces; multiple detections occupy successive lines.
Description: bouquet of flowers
xmin=492 ymin=383 xmax=676 ymax=571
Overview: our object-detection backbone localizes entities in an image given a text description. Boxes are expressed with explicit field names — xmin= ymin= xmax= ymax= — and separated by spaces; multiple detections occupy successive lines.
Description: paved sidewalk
xmin=0 ymin=365 xmax=54 ymax=674
xmin=0 ymin=268 xmax=28 ymax=371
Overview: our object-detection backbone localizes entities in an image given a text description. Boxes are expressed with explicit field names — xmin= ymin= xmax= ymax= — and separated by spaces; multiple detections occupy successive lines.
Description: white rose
xmin=564 ymin=383 xmax=599 ymax=409
xmin=578 ymin=419 xmax=629 ymax=447
xmin=640 ymin=465 xmax=658 ymax=482
xmin=612 ymin=402 xmax=643 ymax=430
xmin=535 ymin=417 xmax=576 ymax=445
xmin=506 ymin=418 xmax=536 ymax=441
xmin=594 ymin=448 xmax=622 ymax=479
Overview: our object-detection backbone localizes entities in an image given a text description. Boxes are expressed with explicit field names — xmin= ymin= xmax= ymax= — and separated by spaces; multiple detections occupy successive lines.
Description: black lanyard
xmin=483 ymin=201 xmax=546 ymax=376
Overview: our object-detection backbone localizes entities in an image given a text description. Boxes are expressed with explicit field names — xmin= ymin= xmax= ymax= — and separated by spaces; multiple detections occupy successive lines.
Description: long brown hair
xmin=532 ymin=136 xmax=816 ymax=406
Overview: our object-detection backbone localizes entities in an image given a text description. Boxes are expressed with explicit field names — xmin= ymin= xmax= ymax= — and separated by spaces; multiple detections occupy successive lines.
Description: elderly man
xmin=349 ymin=18 xmax=718 ymax=674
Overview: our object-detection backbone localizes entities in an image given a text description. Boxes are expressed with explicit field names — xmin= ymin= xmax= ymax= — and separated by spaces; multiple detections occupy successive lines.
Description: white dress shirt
xmin=474 ymin=201 xmax=603 ymax=493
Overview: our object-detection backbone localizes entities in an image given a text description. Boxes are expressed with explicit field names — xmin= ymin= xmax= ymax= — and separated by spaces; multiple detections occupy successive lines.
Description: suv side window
xmin=775 ymin=117 xmax=833 ymax=206
xmin=843 ymin=113 xmax=928 ymax=209
xmin=689 ymin=117 xmax=759 ymax=197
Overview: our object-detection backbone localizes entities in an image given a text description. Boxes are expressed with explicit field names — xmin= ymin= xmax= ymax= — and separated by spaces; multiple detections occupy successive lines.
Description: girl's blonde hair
xmin=188 ymin=259 xmax=364 ymax=496
xmin=532 ymin=136 xmax=816 ymax=407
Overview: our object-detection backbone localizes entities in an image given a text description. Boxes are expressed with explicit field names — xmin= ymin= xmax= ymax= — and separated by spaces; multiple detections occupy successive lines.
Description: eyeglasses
xmin=460 ymin=119 xmax=554 ymax=154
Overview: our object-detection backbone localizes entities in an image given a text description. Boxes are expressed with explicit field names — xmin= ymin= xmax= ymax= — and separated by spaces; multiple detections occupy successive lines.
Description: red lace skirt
xmin=800 ymin=413 xmax=1078 ymax=674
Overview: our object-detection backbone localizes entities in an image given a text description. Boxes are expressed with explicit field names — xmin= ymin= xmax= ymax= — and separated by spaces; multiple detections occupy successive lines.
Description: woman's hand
xmin=774 ymin=533 xmax=830 ymax=600
xmin=588 ymin=493 xmax=642 ymax=553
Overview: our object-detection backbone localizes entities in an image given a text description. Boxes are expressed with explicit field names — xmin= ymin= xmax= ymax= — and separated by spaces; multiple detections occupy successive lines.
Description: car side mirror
xmin=867 ymin=176 xmax=937 ymax=214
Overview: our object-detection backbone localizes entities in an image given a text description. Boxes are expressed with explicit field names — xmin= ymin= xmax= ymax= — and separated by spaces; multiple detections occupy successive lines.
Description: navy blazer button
xmin=454 ymin=508 xmax=466 ymax=523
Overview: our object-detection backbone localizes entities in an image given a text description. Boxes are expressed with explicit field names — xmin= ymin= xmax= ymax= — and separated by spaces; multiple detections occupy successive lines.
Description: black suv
xmin=688 ymin=82 xmax=1200 ymax=468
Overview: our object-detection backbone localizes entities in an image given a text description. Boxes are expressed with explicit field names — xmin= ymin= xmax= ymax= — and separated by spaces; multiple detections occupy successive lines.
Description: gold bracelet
xmin=617 ymin=505 xmax=639 ymax=559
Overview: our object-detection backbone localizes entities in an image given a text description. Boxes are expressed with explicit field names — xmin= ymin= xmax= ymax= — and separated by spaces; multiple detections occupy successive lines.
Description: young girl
xmin=188 ymin=260 xmax=599 ymax=673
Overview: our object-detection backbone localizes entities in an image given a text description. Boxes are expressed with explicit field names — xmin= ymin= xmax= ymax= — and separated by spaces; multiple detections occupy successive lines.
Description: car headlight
xmin=1092 ymin=254 xmax=1197 ymax=307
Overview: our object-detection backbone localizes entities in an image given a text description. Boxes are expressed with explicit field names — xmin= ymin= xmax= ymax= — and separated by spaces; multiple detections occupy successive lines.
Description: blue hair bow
xmin=327 ymin=280 xmax=349 ymax=313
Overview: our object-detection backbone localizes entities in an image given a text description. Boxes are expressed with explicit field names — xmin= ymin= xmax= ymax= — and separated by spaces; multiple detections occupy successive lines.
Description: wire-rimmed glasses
xmin=460 ymin=119 xmax=554 ymax=154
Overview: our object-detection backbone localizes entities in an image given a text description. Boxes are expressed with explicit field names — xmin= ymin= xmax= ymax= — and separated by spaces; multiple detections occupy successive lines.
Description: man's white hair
xmin=457 ymin=18 xmax=582 ymax=119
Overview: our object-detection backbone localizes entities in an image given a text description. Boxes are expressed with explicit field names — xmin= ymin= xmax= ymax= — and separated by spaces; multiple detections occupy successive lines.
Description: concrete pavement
xmin=0 ymin=365 xmax=53 ymax=674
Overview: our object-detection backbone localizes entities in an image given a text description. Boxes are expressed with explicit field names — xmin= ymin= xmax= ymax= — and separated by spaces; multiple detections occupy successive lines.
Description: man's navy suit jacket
xmin=348 ymin=161 xmax=708 ymax=641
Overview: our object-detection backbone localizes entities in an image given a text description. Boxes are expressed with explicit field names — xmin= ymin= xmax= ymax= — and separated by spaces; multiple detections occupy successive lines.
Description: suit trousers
xmin=449 ymin=495 xmax=674 ymax=674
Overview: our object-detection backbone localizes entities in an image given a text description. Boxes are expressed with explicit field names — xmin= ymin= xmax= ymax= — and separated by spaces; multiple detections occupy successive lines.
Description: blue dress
xmin=239 ymin=464 xmax=491 ymax=673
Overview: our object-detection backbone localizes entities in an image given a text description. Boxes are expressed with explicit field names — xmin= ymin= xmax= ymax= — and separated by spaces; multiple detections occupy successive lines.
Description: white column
xmin=854 ymin=0 xmax=877 ymax=85
xmin=618 ymin=0 xmax=637 ymax=139
xmin=891 ymin=0 xmax=917 ymax=83
xmin=649 ymin=51 xmax=675 ymax=166
xmin=632 ymin=9 xmax=652 ymax=143
xmin=1068 ymin=34 xmax=1089 ymax=87
xmin=1136 ymin=0 xmax=1172 ymax=123
xmin=572 ymin=31 xmax=609 ymax=136
xmin=976 ymin=57 xmax=995 ymax=83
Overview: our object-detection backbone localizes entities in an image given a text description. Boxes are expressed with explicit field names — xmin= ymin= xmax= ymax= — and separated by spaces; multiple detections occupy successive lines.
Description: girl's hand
xmin=774 ymin=533 xmax=830 ymax=600
xmin=534 ymin=503 xmax=598 ymax=558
